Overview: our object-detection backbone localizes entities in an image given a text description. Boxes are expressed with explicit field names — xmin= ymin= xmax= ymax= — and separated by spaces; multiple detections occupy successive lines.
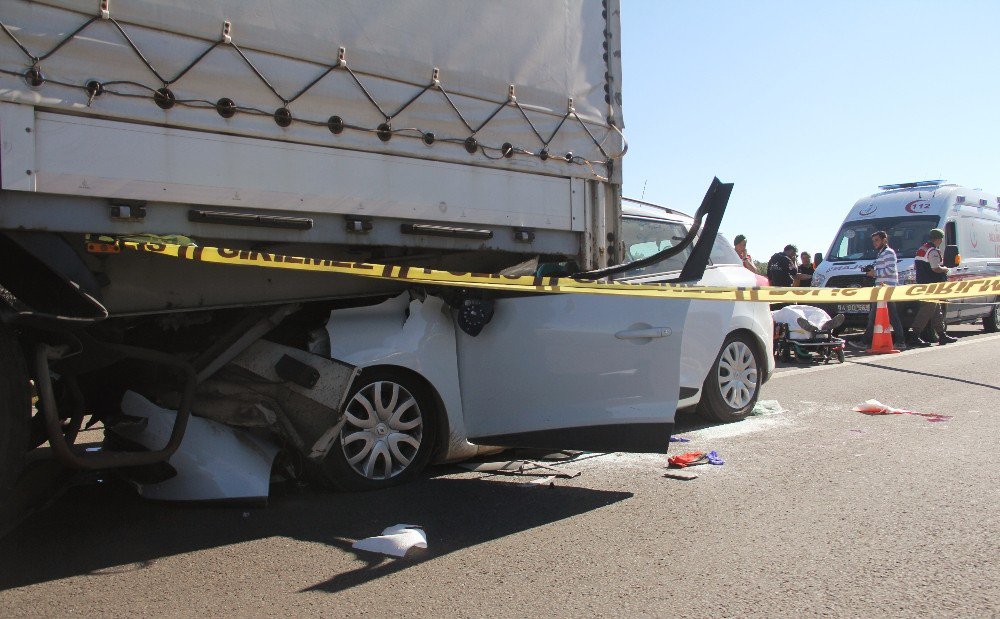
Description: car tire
xmin=697 ymin=333 xmax=762 ymax=423
xmin=316 ymin=368 xmax=437 ymax=492
xmin=0 ymin=326 xmax=32 ymax=504
xmin=983 ymin=298 xmax=999 ymax=333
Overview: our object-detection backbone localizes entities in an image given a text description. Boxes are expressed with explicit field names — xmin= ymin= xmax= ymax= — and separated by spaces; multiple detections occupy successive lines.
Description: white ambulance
xmin=812 ymin=181 xmax=1000 ymax=331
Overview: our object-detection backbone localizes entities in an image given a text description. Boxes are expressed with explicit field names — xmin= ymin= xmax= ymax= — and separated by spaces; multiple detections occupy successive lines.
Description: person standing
xmin=796 ymin=251 xmax=815 ymax=287
xmin=734 ymin=234 xmax=757 ymax=273
xmin=908 ymin=228 xmax=957 ymax=345
xmin=854 ymin=230 xmax=906 ymax=350
xmin=767 ymin=244 xmax=798 ymax=287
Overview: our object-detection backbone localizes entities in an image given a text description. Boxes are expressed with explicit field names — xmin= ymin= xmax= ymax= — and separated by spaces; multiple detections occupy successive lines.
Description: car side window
xmin=710 ymin=234 xmax=742 ymax=265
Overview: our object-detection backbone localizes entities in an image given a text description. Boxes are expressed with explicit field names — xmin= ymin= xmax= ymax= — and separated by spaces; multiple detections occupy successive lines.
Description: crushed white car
xmin=314 ymin=197 xmax=775 ymax=490
xmin=108 ymin=195 xmax=774 ymax=498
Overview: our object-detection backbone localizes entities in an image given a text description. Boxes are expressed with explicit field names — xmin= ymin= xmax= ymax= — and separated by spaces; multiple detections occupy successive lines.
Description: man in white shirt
xmin=852 ymin=230 xmax=906 ymax=351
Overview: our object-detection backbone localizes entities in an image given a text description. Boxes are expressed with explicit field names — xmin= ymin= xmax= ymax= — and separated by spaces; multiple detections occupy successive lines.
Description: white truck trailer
xmin=0 ymin=1 xmax=770 ymax=502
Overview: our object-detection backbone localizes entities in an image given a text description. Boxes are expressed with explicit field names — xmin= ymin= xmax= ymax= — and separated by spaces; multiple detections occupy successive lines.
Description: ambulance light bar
xmin=877 ymin=180 xmax=946 ymax=190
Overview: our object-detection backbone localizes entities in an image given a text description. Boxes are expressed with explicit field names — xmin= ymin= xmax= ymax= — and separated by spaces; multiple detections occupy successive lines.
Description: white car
xmin=318 ymin=197 xmax=775 ymax=490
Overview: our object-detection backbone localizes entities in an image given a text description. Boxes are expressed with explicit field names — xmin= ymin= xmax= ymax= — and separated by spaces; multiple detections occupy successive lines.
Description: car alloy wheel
xmin=717 ymin=340 xmax=758 ymax=409
xmin=697 ymin=333 xmax=763 ymax=423
xmin=340 ymin=379 xmax=424 ymax=481
xmin=316 ymin=368 xmax=437 ymax=492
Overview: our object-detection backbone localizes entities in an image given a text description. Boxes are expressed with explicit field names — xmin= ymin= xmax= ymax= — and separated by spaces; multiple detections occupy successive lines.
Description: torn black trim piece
xmin=573 ymin=177 xmax=733 ymax=281
xmin=677 ymin=181 xmax=733 ymax=283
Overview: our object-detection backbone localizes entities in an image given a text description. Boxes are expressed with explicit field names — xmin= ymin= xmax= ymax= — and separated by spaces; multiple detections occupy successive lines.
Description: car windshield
xmin=827 ymin=216 xmax=939 ymax=261
xmin=620 ymin=216 xmax=740 ymax=277
xmin=620 ymin=217 xmax=691 ymax=276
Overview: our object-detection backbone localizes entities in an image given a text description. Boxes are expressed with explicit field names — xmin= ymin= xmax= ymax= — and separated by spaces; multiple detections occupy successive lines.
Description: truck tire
xmin=317 ymin=368 xmax=436 ymax=492
xmin=983 ymin=299 xmax=999 ymax=333
xmin=697 ymin=333 xmax=762 ymax=423
xmin=0 ymin=326 xmax=32 ymax=502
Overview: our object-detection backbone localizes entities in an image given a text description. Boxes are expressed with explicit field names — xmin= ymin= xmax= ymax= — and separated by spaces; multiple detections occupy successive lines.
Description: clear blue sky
xmin=620 ymin=0 xmax=1000 ymax=262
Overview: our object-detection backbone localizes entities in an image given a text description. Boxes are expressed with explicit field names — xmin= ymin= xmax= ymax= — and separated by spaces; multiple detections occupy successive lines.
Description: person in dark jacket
xmin=767 ymin=244 xmax=798 ymax=287
xmin=908 ymin=228 xmax=957 ymax=345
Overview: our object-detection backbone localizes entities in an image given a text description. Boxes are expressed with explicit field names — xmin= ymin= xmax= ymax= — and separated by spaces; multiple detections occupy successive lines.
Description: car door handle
xmin=615 ymin=327 xmax=672 ymax=339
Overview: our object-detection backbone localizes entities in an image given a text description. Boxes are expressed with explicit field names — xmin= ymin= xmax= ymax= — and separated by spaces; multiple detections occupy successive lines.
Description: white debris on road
xmin=352 ymin=525 xmax=427 ymax=558
xmin=751 ymin=400 xmax=785 ymax=416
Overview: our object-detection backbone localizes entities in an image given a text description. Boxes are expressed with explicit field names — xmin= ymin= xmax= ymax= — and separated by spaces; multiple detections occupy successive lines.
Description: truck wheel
xmin=697 ymin=333 xmax=761 ymax=423
xmin=317 ymin=369 xmax=436 ymax=491
xmin=983 ymin=299 xmax=999 ymax=333
xmin=0 ymin=326 xmax=32 ymax=502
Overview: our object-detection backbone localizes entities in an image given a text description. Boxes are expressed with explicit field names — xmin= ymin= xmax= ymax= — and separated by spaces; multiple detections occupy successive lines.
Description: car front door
xmin=455 ymin=293 xmax=689 ymax=453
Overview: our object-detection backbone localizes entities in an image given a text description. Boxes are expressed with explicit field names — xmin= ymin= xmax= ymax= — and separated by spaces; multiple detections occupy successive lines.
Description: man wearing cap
xmin=909 ymin=228 xmax=957 ymax=345
xmin=734 ymin=235 xmax=756 ymax=273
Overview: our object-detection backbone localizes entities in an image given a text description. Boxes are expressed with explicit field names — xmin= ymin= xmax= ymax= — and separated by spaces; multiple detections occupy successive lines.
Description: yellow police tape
xmin=117 ymin=241 xmax=1000 ymax=304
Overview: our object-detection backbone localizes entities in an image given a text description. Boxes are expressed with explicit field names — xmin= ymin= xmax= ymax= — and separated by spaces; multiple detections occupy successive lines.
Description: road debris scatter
xmin=853 ymin=399 xmax=952 ymax=423
xmin=667 ymin=451 xmax=725 ymax=468
xmin=458 ymin=460 xmax=581 ymax=478
xmin=518 ymin=476 xmax=556 ymax=488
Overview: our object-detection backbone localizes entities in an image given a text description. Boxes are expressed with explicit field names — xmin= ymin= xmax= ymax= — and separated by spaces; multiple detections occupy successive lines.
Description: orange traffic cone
xmin=866 ymin=301 xmax=900 ymax=354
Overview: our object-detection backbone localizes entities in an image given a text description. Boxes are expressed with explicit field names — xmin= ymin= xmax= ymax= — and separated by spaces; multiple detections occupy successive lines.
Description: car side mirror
xmin=943 ymin=244 xmax=960 ymax=267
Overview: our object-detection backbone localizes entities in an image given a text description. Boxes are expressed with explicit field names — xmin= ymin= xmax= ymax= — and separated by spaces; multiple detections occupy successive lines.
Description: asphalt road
xmin=0 ymin=327 xmax=997 ymax=617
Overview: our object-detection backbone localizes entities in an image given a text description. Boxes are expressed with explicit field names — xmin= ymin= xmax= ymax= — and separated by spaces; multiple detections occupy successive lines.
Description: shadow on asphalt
xmin=844 ymin=361 xmax=1000 ymax=391
xmin=0 ymin=471 xmax=631 ymax=594
xmin=671 ymin=409 xmax=731 ymax=435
